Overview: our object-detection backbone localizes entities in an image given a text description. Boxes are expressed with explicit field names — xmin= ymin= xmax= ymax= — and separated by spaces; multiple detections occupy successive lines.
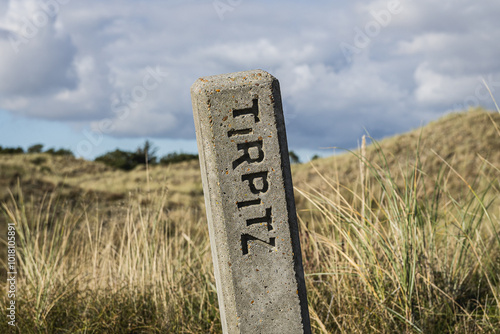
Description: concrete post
xmin=191 ymin=69 xmax=311 ymax=333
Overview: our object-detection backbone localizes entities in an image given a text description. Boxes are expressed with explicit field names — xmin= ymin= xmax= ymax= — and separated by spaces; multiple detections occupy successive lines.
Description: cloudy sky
xmin=0 ymin=0 xmax=499 ymax=161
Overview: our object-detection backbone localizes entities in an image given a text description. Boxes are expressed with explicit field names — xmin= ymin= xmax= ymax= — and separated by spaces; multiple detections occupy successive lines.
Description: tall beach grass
xmin=1 ymin=187 xmax=221 ymax=333
xmin=1 ymin=121 xmax=499 ymax=333
xmin=297 ymin=140 xmax=499 ymax=333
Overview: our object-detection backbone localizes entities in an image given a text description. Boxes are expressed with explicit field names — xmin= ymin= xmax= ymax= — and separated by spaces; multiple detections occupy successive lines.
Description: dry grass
xmin=296 ymin=146 xmax=500 ymax=333
xmin=0 ymin=108 xmax=499 ymax=333
xmin=1 ymin=187 xmax=219 ymax=333
xmin=293 ymin=107 xmax=500 ymax=201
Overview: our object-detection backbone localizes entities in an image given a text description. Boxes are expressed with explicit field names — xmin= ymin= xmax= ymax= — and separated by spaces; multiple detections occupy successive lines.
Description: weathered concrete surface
xmin=191 ymin=69 xmax=311 ymax=333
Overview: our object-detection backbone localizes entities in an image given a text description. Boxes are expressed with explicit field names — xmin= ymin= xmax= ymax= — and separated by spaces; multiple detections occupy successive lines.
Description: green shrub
xmin=44 ymin=148 xmax=74 ymax=157
xmin=27 ymin=144 xmax=44 ymax=153
xmin=289 ymin=150 xmax=301 ymax=164
xmin=159 ymin=152 xmax=199 ymax=165
xmin=0 ymin=146 xmax=24 ymax=154
xmin=95 ymin=149 xmax=138 ymax=171
xmin=95 ymin=141 xmax=159 ymax=170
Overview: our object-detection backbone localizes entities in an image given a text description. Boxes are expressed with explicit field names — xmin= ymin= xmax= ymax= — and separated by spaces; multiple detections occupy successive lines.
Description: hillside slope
xmin=292 ymin=108 xmax=500 ymax=201
xmin=0 ymin=108 xmax=498 ymax=210
xmin=1 ymin=108 xmax=499 ymax=333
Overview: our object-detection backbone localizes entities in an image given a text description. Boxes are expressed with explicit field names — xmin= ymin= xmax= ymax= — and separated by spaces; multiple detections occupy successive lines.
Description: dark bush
xmin=45 ymin=148 xmax=74 ymax=157
xmin=289 ymin=150 xmax=301 ymax=164
xmin=0 ymin=146 xmax=24 ymax=154
xmin=160 ymin=152 xmax=199 ymax=165
xmin=95 ymin=142 xmax=197 ymax=170
xmin=95 ymin=149 xmax=138 ymax=171
xmin=28 ymin=144 xmax=44 ymax=153
xmin=133 ymin=140 xmax=158 ymax=165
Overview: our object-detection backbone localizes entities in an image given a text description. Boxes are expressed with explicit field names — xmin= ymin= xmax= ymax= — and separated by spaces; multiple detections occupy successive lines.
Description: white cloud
xmin=0 ymin=0 xmax=79 ymax=110
xmin=0 ymin=0 xmax=500 ymax=152
xmin=397 ymin=33 xmax=450 ymax=55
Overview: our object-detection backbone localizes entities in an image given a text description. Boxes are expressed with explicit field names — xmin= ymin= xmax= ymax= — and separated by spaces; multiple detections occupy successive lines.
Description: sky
xmin=0 ymin=0 xmax=499 ymax=161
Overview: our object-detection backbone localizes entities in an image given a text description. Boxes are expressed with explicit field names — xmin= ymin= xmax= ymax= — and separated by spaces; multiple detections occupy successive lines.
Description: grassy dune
xmin=0 ymin=108 xmax=499 ymax=333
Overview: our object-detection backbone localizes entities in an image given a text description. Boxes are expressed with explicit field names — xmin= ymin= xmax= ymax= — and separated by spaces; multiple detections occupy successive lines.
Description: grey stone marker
xmin=191 ymin=69 xmax=311 ymax=333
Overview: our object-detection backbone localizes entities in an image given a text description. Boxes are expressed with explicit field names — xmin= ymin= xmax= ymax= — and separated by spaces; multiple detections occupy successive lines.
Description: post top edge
xmin=190 ymin=69 xmax=276 ymax=93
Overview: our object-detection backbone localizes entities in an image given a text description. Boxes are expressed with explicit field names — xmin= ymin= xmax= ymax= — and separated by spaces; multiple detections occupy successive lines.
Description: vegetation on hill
xmin=159 ymin=152 xmax=199 ymax=165
xmin=0 ymin=108 xmax=499 ymax=333
xmin=0 ymin=144 xmax=73 ymax=156
xmin=94 ymin=140 xmax=159 ymax=170
xmin=94 ymin=141 xmax=199 ymax=170
xmin=293 ymin=108 xmax=500 ymax=203
xmin=289 ymin=150 xmax=301 ymax=164
xmin=0 ymin=140 xmax=200 ymax=172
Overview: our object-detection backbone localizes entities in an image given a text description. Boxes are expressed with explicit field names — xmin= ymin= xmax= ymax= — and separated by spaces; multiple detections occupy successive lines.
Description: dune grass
xmin=297 ymin=141 xmax=499 ymax=333
xmin=1 ymin=142 xmax=499 ymax=333
xmin=0 ymin=109 xmax=499 ymax=333
xmin=1 ymin=186 xmax=220 ymax=333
